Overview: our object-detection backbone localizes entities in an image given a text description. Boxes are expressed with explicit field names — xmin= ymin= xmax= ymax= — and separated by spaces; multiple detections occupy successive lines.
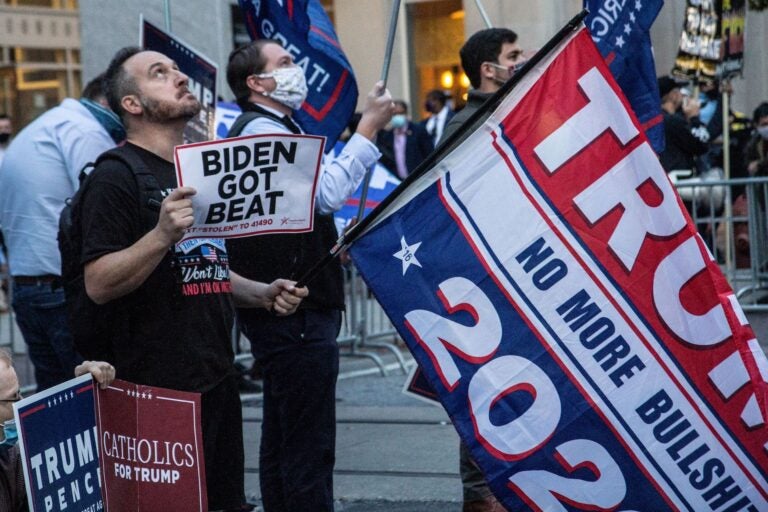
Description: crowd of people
xmin=0 ymin=20 xmax=765 ymax=512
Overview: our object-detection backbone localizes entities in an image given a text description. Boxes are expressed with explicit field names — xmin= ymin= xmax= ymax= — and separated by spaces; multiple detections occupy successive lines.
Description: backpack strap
xmin=227 ymin=103 xmax=302 ymax=137
xmin=93 ymin=146 xmax=165 ymax=230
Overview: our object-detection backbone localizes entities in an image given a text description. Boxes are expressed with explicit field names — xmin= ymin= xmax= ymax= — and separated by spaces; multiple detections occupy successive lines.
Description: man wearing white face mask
xmin=376 ymin=99 xmax=434 ymax=179
xmin=225 ymin=40 xmax=393 ymax=512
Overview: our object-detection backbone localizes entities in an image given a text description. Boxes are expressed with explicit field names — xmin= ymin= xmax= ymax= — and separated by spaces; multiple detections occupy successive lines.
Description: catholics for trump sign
xmin=174 ymin=134 xmax=324 ymax=240
xmin=14 ymin=374 xmax=101 ymax=512
xmin=94 ymin=380 xmax=206 ymax=511
xmin=349 ymin=22 xmax=767 ymax=511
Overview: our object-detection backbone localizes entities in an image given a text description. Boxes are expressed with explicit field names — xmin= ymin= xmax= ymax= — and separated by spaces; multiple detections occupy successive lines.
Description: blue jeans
xmin=12 ymin=282 xmax=82 ymax=391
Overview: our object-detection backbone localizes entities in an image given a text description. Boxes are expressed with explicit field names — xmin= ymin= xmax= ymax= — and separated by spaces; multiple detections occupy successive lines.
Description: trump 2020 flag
xmin=348 ymin=17 xmax=767 ymax=511
xmin=238 ymin=0 xmax=358 ymax=150
xmin=585 ymin=0 xmax=665 ymax=154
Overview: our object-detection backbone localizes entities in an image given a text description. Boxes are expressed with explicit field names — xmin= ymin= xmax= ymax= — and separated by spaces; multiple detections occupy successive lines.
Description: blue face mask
xmin=1 ymin=419 xmax=17 ymax=447
xmin=79 ymin=98 xmax=126 ymax=143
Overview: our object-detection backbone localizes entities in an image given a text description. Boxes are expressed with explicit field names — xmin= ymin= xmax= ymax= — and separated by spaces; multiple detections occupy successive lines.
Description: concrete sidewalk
xmin=241 ymin=358 xmax=463 ymax=510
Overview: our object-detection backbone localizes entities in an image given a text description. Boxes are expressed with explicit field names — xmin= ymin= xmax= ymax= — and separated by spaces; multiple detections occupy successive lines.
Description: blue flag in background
xmin=238 ymin=0 xmax=358 ymax=150
xmin=585 ymin=0 xmax=665 ymax=153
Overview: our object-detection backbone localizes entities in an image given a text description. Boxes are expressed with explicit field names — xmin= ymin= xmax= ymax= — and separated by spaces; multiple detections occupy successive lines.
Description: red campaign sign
xmin=94 ymin=379 xmax=207 ymax=511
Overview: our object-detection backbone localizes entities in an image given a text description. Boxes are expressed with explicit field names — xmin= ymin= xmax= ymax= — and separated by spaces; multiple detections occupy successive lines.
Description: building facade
xmin=1 ymin=0 xmax=765 ymax=129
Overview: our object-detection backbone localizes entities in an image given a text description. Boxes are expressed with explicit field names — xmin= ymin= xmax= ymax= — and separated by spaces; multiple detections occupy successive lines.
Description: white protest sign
xmin=174 ymin=133 xmax=325 ymax=240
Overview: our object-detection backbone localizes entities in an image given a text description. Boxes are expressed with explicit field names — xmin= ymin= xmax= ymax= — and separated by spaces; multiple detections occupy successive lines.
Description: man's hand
xmin=266 ymin=279 xmax=309 ymax=316
xmin=75 ymin=361 xmax=116 ymax=389
xmin=682 ymin=97 xmax=701 ymax=120
xmin=155 ymin=186 xmax=196 ymax=245
xmin=356 ymin=81 xmax=394 ymax=141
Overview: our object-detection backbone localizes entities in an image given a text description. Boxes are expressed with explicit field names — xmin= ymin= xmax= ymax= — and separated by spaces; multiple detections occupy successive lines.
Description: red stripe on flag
xmin=605 ymin=51 xmax=616 ymax=65
xmin=76 ymin=384 xmax=94 ymax=394
xmin=287 ymin=0 xmax=294 ymax=19
xmin=641 ymin=113 xmax=663 ymax=131
xmin=346 ymin=198 xmax=380 ymax=209
xmin=20 ymin=404 xmax=46 ymax=418
xmin=310 ymin=26 xmax=342 ymax=49
xmin=302 ymin=69 xmax=349 ymax=121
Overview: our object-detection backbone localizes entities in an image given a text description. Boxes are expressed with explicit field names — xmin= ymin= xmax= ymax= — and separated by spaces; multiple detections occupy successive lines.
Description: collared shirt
xmin=240 ymin=104 xmax=381 ymax=214
xmin=393 ymin=128 xmax=408 ymax=179
xmin=425 ymin=105 xmax=451 ymax=144
xmin=0 ymin=98 xmax=114 ymax=276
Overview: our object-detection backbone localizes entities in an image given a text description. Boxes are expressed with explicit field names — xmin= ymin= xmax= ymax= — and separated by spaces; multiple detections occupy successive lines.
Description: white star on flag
xmin=635 ymin=0 xmax=642 ymax=10
xmin=624 ymin=23 xmax=632 ymax=35
xmin=615 ymin=35 xmax=625 ymax=48
xmin=630 ymin=12 xmax=636 ymax=23
xmin=393 ymin=236 xmax=423 ymax=275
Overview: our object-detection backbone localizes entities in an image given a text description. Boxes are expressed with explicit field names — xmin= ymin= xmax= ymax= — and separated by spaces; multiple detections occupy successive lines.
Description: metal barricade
xmin=338 ymin=265 xmax=408 ymax=376
xmin=674 ymin=174 xmax=768 ymax=310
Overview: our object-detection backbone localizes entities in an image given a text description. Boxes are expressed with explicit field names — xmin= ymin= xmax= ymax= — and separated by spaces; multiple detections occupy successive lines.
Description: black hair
xmin=226 ymin=40 xmax=282 ymax=109
xmin=753 ymin=102 xmax=768 ymax=125
xmin=460 ymin=28 xmax=518 ymax=89
xmin=393 ymin=100 xmax=408 ymax=113
xmin=105 ymin=46 xmax=143 ymax=122
xmin=81 ymin=72 xmax=109 ymax=102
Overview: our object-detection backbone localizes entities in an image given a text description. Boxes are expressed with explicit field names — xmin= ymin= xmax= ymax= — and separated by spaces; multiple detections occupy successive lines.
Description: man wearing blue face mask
xmin=377 ymin=99 xmax=434 ymax=179
xmin=0 ymin=348 xmax=115 ymax=511
xmin=0 ymin=74 xmax=124 ymax=393
xmin=225 ymin=40 xmax=393 ymax=512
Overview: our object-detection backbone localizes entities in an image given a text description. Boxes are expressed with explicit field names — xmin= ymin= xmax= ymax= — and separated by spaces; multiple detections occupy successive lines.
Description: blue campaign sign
xmin=141 ymin=17 xmax=218 ymax=143
xmin=14 ymin=374 xmax=101 ymax=512
xmin=239 ymin=0 xmax=358 ymax=150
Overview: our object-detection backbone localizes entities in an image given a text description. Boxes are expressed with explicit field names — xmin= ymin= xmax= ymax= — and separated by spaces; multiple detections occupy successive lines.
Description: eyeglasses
xmin=0 ymin=391 xmax=22 ymax=403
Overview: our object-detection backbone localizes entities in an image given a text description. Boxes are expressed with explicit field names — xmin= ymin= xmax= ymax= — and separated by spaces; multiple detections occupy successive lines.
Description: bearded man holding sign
xmin=225 ymin=40 xmax=393 ymax=511
xmin=78 ymin=47 xmax=308 ymax=511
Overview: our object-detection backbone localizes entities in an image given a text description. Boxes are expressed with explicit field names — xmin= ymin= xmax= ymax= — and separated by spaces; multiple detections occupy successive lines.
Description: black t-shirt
xmin=80 ymin=143 xmax=236 ymax=392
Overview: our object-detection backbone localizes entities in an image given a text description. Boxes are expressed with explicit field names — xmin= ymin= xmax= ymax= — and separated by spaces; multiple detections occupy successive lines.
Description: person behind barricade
xmin=438 ymin=27 xmax=527 ymax=512
xmin=746 ymin=102 xmax=768 ymax=178
xmin=0 ymin=347 xmax=115 ymax=512
xmin=657 ymin=75 xmax=710 ymax=175
xmin=376 ymin=99 xmax=434 ymax=179
xmin=224 ymin=40 xmax=393 ymax=512
xmin=78 ymin=46 xmax=308 ymax=511
xmin=421 ymin=89 xmax=454 ymax=146
xmin=0 ymin=75 xmax=123 ymax=392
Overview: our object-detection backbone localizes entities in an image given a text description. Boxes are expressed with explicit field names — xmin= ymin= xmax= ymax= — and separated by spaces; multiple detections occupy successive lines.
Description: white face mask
xmin=757 ymin=125 xmax=768 ymax=140
xmin=259 ymin=66 xmax=308 ymax=111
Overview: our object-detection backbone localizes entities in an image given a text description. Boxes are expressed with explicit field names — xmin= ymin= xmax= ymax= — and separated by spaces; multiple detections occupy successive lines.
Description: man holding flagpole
xmin=225 ymin=40 xmax=393 ymax=511
xmin=439 ymin=27 xmax=526 ymax=512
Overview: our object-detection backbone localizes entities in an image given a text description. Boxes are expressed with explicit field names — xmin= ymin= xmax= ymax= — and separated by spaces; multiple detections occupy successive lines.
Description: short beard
xmin=140 ymin=94 xmax=200 ymax=123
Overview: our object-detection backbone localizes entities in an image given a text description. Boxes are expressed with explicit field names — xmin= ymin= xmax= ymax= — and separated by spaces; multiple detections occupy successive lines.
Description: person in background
xmin=746 ymin=102 xmax=768 ymax=177
xmin=0 ymin=114 xmax=12 ymax=167
xmin=0 ymin=75 xmax=123 ymax=392
xmin=422 ymin=89 xmax=454 ymax=146
xmin=377 ymin=100 xmax=434 ymax=179
xmin=657 ymin=75 xmax=710 ymax=175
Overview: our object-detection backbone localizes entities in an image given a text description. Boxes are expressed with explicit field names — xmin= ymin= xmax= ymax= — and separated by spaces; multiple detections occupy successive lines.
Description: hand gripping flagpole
xmin=354 ymin=0 xmax=402 ymax=225
xmin=296 ymin=10 xmax=589 ymax=289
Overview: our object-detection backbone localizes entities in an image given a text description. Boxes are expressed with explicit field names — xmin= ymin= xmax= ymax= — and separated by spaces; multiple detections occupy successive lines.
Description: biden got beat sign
xmin=174 ymin=133 xmax=324 ymax=241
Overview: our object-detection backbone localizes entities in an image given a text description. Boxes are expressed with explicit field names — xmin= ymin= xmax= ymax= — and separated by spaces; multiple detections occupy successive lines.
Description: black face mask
xmin=0 ymin=133 xmax=9 ymax=144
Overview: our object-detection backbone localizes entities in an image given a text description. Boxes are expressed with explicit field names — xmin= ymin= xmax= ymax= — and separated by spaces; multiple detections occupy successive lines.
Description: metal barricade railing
xmin=674 ymin=174 xmax=768 ymax=310
xmin=232 ymin=264 xmax=409 ymax=377
xmin=338 ymin=265 xmax=408 ymax=376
